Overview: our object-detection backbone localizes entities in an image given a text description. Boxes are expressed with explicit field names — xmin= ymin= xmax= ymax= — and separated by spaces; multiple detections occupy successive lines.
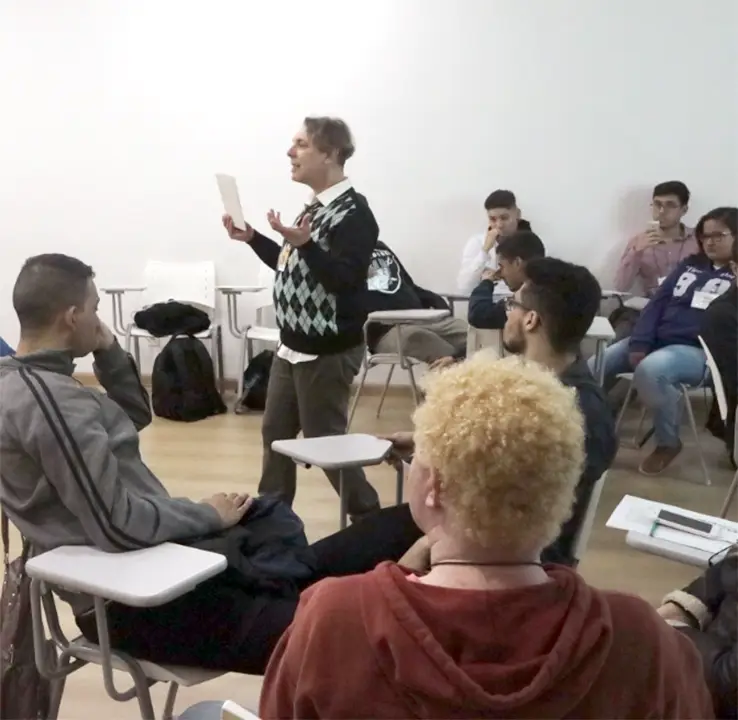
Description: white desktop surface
xmin=368 ymin=308 xmax=450 ymax=324
xmin=272 ymin=434 xmax=392 ymax=470
xmin=25 ymin=543 xmax=227 ymax=607
xmin=217 ymin=285 xmax=267 ymax=293
xmin=587 ymin=315 xmax=616 ymax=340
xmin=609 ymin=495 xmax=738 ymax=564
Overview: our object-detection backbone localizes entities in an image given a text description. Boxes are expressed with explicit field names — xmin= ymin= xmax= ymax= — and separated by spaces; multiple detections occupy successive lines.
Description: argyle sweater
xmin=248 ymin=188 xmax=378 ymax=354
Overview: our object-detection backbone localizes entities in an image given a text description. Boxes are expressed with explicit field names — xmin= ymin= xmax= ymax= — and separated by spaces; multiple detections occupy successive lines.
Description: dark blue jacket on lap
xmin=629 ymin=255 xmax=734 ymax=354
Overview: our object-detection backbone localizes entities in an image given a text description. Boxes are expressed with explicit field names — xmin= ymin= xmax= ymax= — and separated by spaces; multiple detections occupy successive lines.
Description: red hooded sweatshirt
xmin=260 ymin=562 xmax=714 ymax=719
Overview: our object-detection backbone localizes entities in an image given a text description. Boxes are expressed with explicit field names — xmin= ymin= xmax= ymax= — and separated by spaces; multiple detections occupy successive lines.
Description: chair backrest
xmin=572 ymin=471 xmax=608 ymax=563
xmin=253 ymin=263 xmax=276 ymax=314
xmin=467 ymin=327 xmax=503 ymax=357
xmin=141 ymin=261 xmax=217 ymax=315
xmin=698 ymin=335 xmax=728 ymax=422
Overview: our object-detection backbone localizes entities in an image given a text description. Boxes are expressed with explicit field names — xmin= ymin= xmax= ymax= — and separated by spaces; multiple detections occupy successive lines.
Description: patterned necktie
xmin=300 ymin=199 xmax=322 ymax=223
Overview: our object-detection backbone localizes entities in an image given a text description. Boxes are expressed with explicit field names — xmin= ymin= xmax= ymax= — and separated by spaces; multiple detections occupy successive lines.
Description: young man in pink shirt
xmin=615 ymin=181 xmax=698 ymax=298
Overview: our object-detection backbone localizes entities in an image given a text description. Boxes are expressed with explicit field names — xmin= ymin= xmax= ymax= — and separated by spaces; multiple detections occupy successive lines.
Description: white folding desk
xmin=25 ymin=543 xmax=227 ymax=607
xmin=608 ymin=494 xmax=738 ymax=568
xmin=217 ymin=285 xmax=268 ymax=340
xmin=368 ymin=308 xmax=450 ymax=324
xmin=272 ymin=434 xmax=394 ymax=529
xmin=625 ymin=531 xmax=714 ymax=567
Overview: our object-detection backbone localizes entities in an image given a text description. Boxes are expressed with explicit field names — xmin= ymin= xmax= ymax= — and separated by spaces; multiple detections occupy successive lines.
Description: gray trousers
xmin=374 ymin=316 xmax=468 ymax=363
xmin=259 ymin=346 xmax=380 ymax=517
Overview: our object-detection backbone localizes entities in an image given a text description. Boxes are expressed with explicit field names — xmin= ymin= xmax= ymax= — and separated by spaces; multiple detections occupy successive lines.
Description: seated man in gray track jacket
xmin=0 ymin=255 xmax=243 ymax=565
xmin=0 ymin=253 xmax=420 ymax=676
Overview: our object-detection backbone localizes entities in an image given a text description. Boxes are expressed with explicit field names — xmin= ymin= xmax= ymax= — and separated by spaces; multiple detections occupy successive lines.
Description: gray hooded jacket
xmin=0 ymin=342 xmax=222 ymax=611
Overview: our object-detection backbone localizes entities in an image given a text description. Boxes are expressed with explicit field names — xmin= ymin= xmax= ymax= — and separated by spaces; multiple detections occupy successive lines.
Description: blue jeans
xmin=591 ymin=339 xmax=706 ymax=448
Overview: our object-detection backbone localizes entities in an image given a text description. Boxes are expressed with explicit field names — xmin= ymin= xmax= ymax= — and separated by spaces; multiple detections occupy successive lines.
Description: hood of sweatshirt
xmin=364 ymin=562 xmax=613 ymax=718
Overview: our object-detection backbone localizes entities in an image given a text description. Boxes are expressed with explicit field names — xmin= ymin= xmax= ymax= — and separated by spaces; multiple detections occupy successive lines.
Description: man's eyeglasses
xmin=651 ymin=200 xmax=682 ymax=212
xmin=504 ymin=297 xmax=529 ymax=313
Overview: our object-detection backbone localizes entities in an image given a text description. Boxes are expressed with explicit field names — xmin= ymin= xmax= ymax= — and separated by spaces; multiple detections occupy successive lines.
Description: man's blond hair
xmin=413 ymin=353 xmax=585 ymax=552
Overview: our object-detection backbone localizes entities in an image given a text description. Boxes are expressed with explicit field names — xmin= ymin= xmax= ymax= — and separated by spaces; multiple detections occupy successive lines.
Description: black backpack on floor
xmin=235 ymin=350 xmax=274 ymax=414
xmin=152 ymin=336 xmax=226 ymax=422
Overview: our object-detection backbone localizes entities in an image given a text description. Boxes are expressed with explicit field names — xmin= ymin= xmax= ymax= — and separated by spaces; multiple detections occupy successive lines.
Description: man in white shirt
xmin=457 ymin=190 xmax=532 ymax=295
xmin=223 ymin=117 xmax=380 ymax=520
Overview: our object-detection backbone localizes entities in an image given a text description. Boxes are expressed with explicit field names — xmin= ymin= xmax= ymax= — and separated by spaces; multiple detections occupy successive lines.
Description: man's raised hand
xmin=267 ymin=210 xmax=312 ymax=248
xmin=222 ymin=214 xmax=255 ymax=243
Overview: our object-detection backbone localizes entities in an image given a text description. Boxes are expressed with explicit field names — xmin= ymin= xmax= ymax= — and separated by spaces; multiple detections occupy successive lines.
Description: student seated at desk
xmin=0 ymin=253 xmax=423 ymax=675
xmin=260 ymin=355 xmax=712 ymax=720
xmin=457 ymin=189 xmax=533 ymax=295
xmin=384 ymin=258 xmax=617 ymax=567
xmin=614 ymin=181 xmax=698 ymax=298
xmin=365 ymin=241 xmax=468 ymax=364
xmin=595 ymin=207 xmax=736 ymax=476
xmin=467 ymin=230 xmax=545 ymax=330
xmin=658 ymin=544 xmax=736 ymax=719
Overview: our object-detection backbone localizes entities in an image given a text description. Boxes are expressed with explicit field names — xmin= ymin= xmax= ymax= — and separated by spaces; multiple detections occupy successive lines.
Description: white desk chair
xmin=701 ymin=335 xmax=738 ymax=517
xmin=272 ymin=434 xmax=399 ymax=529
xmin=572 ymin=472 xmax=608 ymax=564
xmin=101 ymin=261 xmax=225 ymax=394
xmin=219 ymin=265 xmax=279 ymax=398
xmin=347 ymin=309 xmax=450 ymax=430
xmin=614 ymin=370 xmax=711 ymax=485
xmin=25 ymin=543 xmax=227 ymax=720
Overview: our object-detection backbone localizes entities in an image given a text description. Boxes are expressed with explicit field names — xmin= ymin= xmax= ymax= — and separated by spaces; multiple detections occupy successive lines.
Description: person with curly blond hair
xmin=259 ymin=355 xmax=713 ymax=719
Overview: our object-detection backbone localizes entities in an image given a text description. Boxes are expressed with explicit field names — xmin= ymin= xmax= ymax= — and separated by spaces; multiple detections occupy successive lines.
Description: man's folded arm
xmin=92 ymin=341 xmax=152 ymax=431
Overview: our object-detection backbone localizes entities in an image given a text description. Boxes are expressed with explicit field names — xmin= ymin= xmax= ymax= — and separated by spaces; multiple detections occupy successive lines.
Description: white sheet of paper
xmin=215 ymin=173 xmax=246 ymax=230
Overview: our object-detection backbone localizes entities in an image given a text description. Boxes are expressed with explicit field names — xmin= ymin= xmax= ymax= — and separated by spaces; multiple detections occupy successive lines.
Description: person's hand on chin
xmin=95 ymin=322 xmax=117 ymax=352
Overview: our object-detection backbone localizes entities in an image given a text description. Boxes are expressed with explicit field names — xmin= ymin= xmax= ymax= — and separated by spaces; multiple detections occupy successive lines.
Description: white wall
xmin=1 ymin=0 xmax=736 ymax=375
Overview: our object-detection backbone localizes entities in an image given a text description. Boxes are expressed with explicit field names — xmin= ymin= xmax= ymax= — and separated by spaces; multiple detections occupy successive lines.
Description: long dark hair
xmin=693 ymin=206 xmax=738 ymax=263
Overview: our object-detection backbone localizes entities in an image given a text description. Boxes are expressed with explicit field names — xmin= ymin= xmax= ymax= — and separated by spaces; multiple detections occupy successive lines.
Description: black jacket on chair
xmin=702 ymin=283 xmax=737 ymax=464
xmin=662 ymin=545 xmax=737 ymax=719
xmin=364 ymin=241 xmax=450 ymax=352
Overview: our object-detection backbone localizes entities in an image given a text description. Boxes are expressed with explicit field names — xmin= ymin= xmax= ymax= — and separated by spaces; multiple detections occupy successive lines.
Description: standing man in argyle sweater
xmin=223 ymin=117 xmax=380 ymax=519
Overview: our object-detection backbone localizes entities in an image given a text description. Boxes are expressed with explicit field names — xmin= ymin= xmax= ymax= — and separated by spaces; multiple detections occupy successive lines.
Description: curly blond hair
xmin=413 ymin=353 xmax=585 ymax=552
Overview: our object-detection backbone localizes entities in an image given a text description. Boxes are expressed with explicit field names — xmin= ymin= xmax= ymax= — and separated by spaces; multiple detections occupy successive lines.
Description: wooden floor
xmin=4 ymin=390 xmax=736 ymax=718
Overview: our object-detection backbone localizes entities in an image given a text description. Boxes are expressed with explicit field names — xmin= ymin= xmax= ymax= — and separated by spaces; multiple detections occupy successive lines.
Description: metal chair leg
xmin=407 ymin=364 xmax=420 ymax=406
xmin=338 ymin=469 xmax=348 ymax=530
xmin=614 ymin=382 xmax=635 ymax=434
xmin=347 ymin=363 xmax=370 ymax=431
xmin=133 ymin=336 xmax=141 ymax=369
xmin=237 ymin=334 xmax=248 ymax=400
xmin=376 ymin=365 xmax=395 ymax=418
xmin=682 ymin=387 xmax=711 ymax=486
xmin=720 ymin=470 xmax=738 ymax=518
xmin=47 ymin=671 xmax=67 ymax=720
xmin=161 ymin=682 xmax=179 ymax=720
xmin=395 ymin=463 xmax=404 ymax=506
